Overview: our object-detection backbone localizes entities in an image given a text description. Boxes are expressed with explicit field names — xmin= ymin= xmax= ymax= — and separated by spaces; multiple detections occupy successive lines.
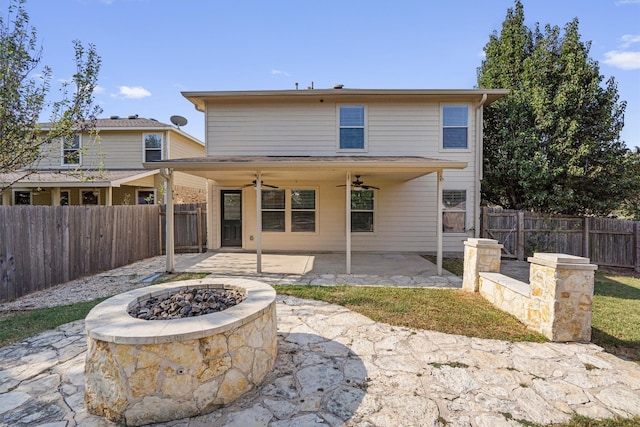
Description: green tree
xmin=478 ymin=1 xmax=632 ymax=216
xmin=0 ymin=0 xmax=101 ymax=190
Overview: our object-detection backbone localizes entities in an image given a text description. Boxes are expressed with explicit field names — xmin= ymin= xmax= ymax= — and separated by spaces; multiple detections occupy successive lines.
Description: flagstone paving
xmin=1 ymin=255 xmax=639 ymax=426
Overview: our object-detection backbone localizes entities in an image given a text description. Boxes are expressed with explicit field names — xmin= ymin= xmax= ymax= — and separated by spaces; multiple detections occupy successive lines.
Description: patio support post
xmin=346 ymin=172 xmax=351 ymax=274
xmin=51 ymin=187 xmax=61 ymax=206
xmin=162 ymin=168 xmax=175 ymax=273
xmin=436 ymin=170 xmax=443 ymax=275
xmin=256 ymin=172 xmax=262 ymax=274
xmin=105 ymin=187 xmax=113 ymax=206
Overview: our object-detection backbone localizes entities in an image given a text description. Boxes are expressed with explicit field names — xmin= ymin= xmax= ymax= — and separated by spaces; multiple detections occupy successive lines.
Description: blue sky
xmin=6 ymin=0 xmax=640 ymax=147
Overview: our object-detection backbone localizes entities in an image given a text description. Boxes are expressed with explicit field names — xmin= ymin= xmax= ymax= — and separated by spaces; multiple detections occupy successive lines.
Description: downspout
xmin=159 ymin=167 xmax=174 ymax=273
xmin=475 ymin=93 xmax=488 ymax=238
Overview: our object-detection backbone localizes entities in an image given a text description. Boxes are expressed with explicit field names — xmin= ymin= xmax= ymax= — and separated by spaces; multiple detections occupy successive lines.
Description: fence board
xmin=0 ymin=205 xmax=162 ymax=302
xmin=481 ymin=207 xmax=639 ymax=270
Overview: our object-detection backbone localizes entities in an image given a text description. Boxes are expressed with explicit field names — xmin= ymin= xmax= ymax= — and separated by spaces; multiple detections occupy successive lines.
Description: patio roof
xmin=144 ymin=155 xmax=467 ymax=182
xmin=0 ymin=169 xmax=159 ymax=188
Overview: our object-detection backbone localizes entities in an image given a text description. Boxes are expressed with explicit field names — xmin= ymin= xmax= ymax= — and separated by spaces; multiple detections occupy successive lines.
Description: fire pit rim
xmin=84 ymin=277 xmax=276 ymax=345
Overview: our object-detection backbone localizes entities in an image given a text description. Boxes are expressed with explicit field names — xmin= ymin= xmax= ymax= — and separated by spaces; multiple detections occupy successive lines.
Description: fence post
xmin=517 ymin=211 xmax=525 ymax=260
xmin=635 ymin=222 xmax=640 ymax=273
xmin=197 ymin=207 xmax=203 ymax=253
xmin=481 ymin=207 xmax=488 ymax=238
xmin=583 ymin=217 xmax=590 ymax=259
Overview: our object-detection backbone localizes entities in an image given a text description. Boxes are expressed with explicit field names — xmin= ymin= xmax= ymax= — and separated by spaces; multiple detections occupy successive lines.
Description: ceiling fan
xmin=336 ymin=175 xmax=380 ymax=190
xmin=242 ymin=179 xmax=279 ymax=189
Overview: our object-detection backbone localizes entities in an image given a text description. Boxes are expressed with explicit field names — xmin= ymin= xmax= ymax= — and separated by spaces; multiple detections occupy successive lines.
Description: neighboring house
xmin=0 ymin=116 xmax=206 ymax=206
xmin=146 ymin=88 xmax=508 ymax=272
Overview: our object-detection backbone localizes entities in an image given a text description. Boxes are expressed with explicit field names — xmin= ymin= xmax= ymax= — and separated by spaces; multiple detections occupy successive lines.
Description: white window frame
xmin=136 ymin=188 xmax=157 ymax=205
xmin=337 ymin=105 xmax=368 ymax=152
xmin=440 ymin=104 xmax=470 ymax=151
xmin=13 ymin=189 xmax=32 ymax=205
xmin=60 ymin=189 xmax=70 ymax=206
xmin=351 ymin=189 xmax=375 ymax=233
xmin=261 ymin=189 xmax=286 ymax=232
xmin=61 ymin=134 xmax=82 ymax=166
xmin=290 ymin=188 xmax=317 ymax=233
xmin=143 ymin=133 xmax=163 ymax=162
xmin=80 ymin=189 xmax=100 ymax=205
xmin=442 ymin=190 xmax=467 ymax=233
xmin=260 ymin=188 xmax=319 ymax=234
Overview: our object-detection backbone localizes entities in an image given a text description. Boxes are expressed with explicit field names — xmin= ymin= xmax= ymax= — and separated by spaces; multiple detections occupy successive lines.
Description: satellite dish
xmin=170 ymin=115 xmax=188 ymax=128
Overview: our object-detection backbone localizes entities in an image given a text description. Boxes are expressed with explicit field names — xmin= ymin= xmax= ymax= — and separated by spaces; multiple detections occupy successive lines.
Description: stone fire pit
xmin=84 ymin=277 xmax=277 ymax=426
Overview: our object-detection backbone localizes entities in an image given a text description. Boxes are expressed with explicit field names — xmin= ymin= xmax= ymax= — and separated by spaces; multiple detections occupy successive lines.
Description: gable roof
xmin=40 ymin=116 xmax=204 ymax=146
xmin=182 ymin=88 xmax=510 ymax=111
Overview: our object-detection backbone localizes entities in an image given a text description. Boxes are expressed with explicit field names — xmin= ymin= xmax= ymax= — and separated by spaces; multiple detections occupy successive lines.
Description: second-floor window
xmin=62 ymin=135 xmax=81 ymax=165
xmin=442 ymin=105 xmax=469 ymax=149
xmin=144 ymin=133 xmax=163 ymax=162
xmin=339 ymin=105 xmax=366 ymax=150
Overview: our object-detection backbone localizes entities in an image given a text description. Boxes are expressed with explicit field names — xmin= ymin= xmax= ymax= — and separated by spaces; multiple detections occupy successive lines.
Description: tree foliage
xmin=477 ymin=1 xmax=634 ymax=216
xmin=0 ymin=0 xmax=101 ymax=189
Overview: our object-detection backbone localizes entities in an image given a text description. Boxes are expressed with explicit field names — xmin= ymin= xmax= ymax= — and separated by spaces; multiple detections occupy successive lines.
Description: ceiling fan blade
xmin=336 ymin=184 xmax=347 ymax=187
xmin=243 ymin=180 xmax=279 ymax=189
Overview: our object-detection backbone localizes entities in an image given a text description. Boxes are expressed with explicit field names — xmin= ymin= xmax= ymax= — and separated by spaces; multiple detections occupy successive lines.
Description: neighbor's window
xmin=81 ymin=190 xmax=99 ymax=205
xmin=339 ymin=105 xmax=365 ymax=150
xmin=261 ymin=189 xmax=285 ymax=232
xmin=14 ymin=190 xmax=31 ymax=205
xmin=351 ymin=189 xmax=374 ymax=232
xmin=137 ymin=189 xmax=156 ymax=205
xmin=62 ymin=135 xmax=81 ymax=165
xmin=443 ymin=190 xmax=466 ymax=233
xmin=291 ymin=189 xmax=316 ymax=232
xmin=442 ymin=105 xmax=468 ymax=149
xmin=144 ymin=133 xmax=163 ymax=162
xmin=60 ymin=190 xmax=70 ymax=206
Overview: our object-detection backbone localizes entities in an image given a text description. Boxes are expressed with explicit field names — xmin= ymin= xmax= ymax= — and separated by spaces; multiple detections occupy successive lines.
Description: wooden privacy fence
xmin=481 ymin=207 xmax=640 ymax=271
xmin=0 ymin=205 xmax=162 ymax=302
xmin=159 ymin=203 xmax=207 ymax=254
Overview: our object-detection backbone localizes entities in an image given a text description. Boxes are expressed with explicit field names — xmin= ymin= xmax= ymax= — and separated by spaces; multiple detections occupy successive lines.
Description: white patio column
xmin=163 ymin=168 xmax=175 ymax=273
xmin=105 ymin=187 xmax=113 ymax=206
xmin=51 ymin=187 xmax=61 ymax=206
xmin=436 ymin=170 xmax=443 ymax=275
xmin=345 ymin=172 xmax=351 ymax=274
xmin=255 ymin=172 xmax=262 ymax=274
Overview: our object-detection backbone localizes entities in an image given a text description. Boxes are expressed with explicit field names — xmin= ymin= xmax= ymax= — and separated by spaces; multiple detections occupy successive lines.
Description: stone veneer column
xmin=462 ymin=238 xmax=503 ymax=292
xmin=528 ymin=253 xmax=597 ymax=342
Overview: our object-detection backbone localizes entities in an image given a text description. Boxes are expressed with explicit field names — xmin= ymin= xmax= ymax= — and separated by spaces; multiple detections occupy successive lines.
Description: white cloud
xmin=616 ymin=0 xmax=640 ymax=4
xmin=603 ymin=50 xmax=640 ymax=70
xmin=93 ymin=85 xmax=106 ymax=94
xmin=271 ymin=69 xmax=291 ymax=77
xmin=118 ymin=85 xmax=151 ymax=99
xmin=620 ymin=34 xmax=640 ymax=48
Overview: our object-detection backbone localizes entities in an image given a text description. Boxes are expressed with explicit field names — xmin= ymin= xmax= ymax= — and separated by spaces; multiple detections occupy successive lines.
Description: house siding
xmin=204 ymin=98 xmax=478 ymax=254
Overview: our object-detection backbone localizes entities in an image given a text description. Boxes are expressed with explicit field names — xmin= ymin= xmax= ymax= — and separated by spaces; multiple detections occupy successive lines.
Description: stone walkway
xmin=1 ymin=256 xmax=639 ymax=426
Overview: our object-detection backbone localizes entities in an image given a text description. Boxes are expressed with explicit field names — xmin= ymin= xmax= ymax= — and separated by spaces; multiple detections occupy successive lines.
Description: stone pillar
xmin=528 ymin=253 xmax=597 ymax=342
xmin=462 ymin=238 xmax=503 ymax=292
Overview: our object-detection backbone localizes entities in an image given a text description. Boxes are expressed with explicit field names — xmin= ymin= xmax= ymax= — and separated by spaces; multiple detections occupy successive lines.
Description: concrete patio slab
xmin=174 ymin=251 xmax=449 ymax=277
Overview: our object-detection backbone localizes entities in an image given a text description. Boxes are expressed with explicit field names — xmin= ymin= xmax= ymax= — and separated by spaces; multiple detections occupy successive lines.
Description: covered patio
xmin=145 ymin=156 xmax=468 ymax=276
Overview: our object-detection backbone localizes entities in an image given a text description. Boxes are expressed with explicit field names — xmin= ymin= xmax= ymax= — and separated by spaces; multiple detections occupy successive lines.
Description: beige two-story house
xmin=0 ymin=116 xmax=206 ymax=206
xmin=146 ymin=88 xmax=508 ymax=272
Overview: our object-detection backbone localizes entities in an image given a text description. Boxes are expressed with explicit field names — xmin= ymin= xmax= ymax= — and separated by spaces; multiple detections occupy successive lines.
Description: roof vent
xmin=333 ymin=84 xmax=344 ymax=89
xmin=128 ymin=114 xmax=139 ymax=119
xmin=110 ymin=115 xmax=119 ymax=120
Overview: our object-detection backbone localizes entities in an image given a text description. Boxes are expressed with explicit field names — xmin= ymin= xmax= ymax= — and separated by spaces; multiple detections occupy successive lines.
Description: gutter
xmin=475 ymin=93 xmax=488 ymax=238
